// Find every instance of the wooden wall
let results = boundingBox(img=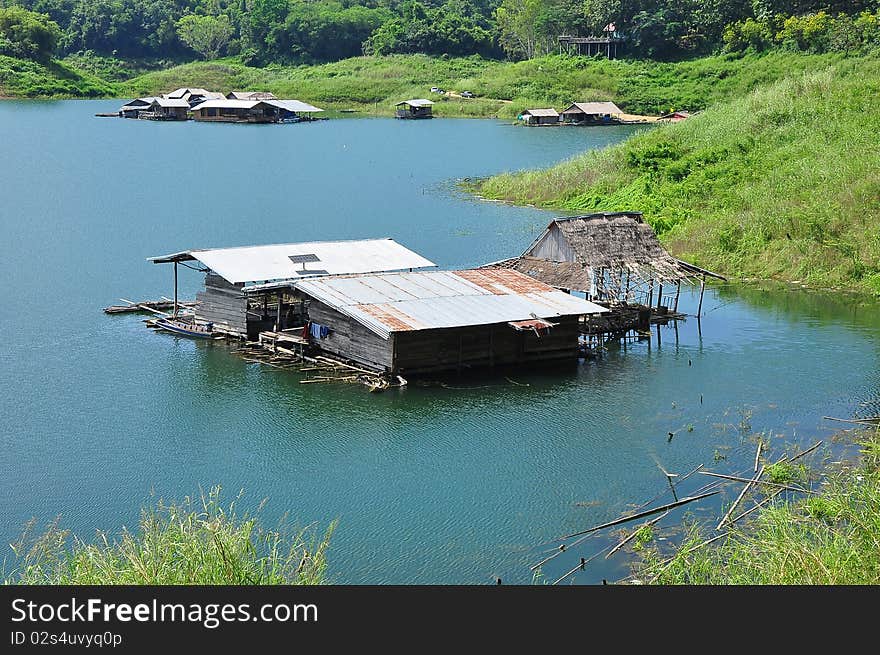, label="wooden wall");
[392,316,580,374]
[307,300,394,372]
[526,224,576,262]
[195,273,248,336]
